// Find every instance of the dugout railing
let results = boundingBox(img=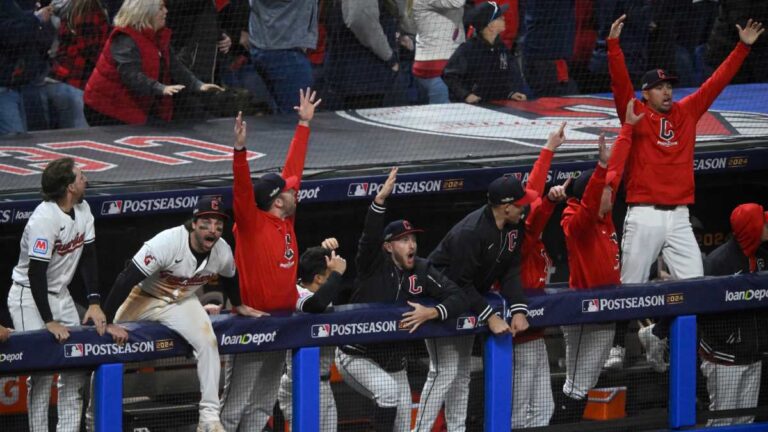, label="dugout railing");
[1,272,767,431]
